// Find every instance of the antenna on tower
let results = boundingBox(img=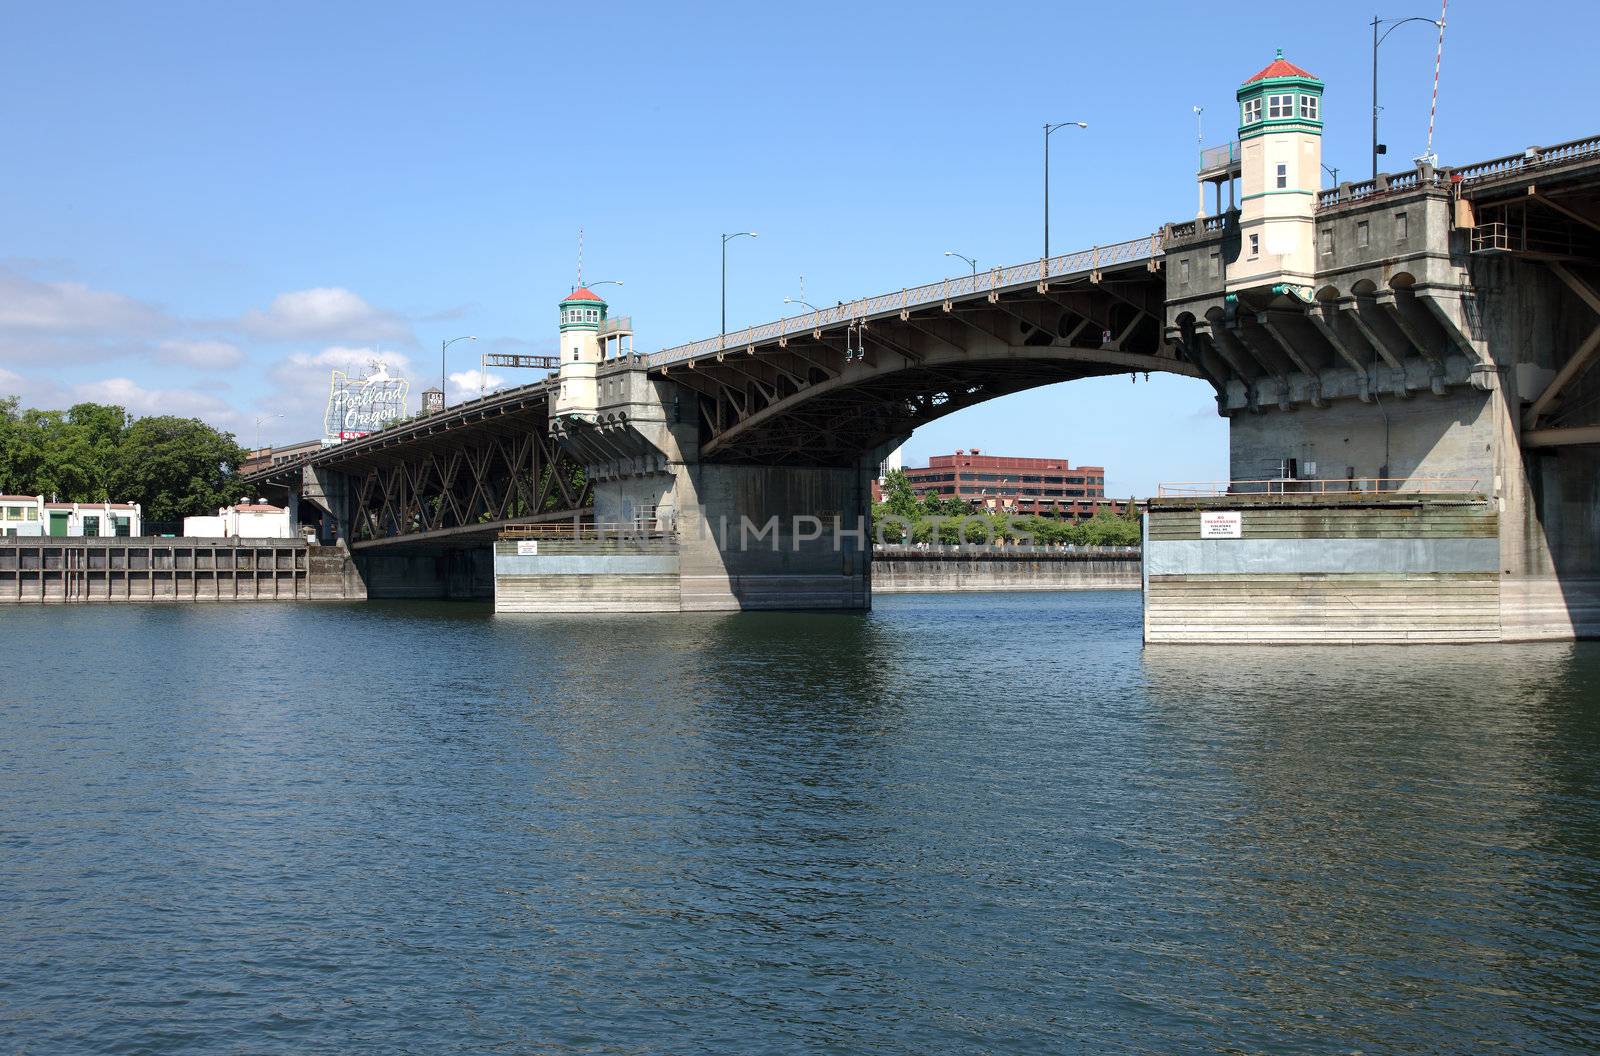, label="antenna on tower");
[576,227,584,289]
